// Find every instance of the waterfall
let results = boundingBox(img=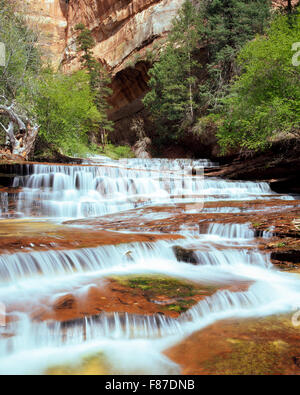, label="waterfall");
[1,159,290,219]
[0,237,273,290]
[0,157,298,375]
[0,192,8,217]
[0,241,175,285]
[203,223,255,239]
[1,277,299,375]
